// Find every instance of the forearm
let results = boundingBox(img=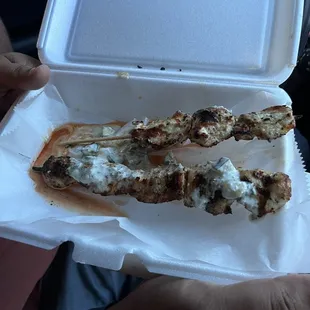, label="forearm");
[0,18,13,53]
[109,278,221,310]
